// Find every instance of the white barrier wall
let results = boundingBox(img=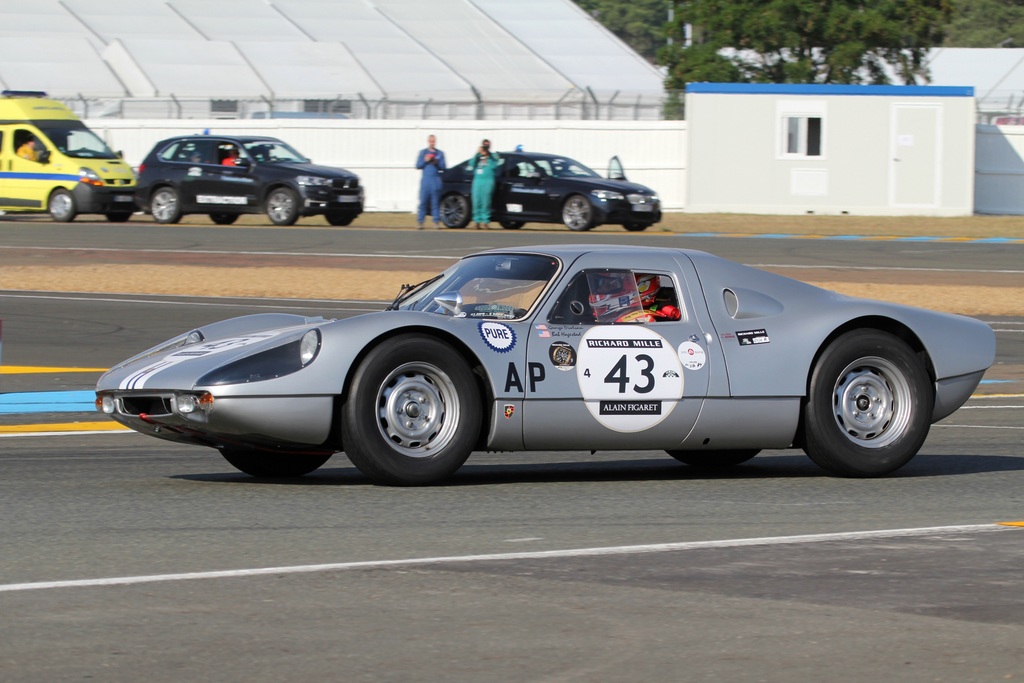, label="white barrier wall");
[85,117,1024,216]
[974,124,1024,214]
[85,119,688,213]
